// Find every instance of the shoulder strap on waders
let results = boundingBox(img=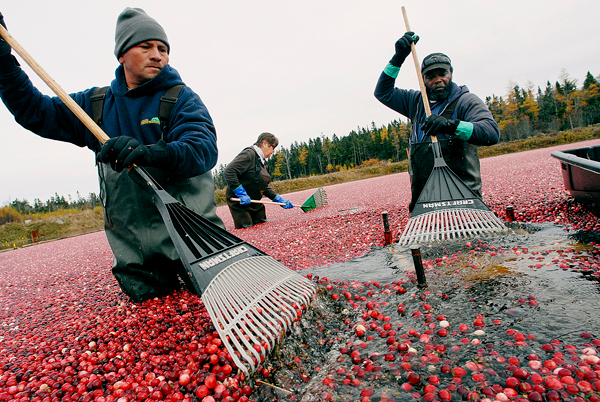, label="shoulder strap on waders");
[90,86,109,126]
[410,93,463,123]
[408,92,465,147]
[240,146,263,184]
[158,84,185,135]
[90,84,185,136]
[407,93,465,158]
[440,95,462,119]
